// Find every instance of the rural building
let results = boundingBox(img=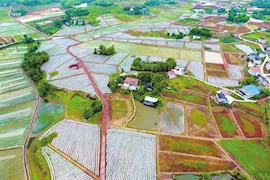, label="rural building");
[248,53,261,66]
[193,35,201,40]
[259,27,268,32]
[143,96,158,107]
[122,77,139,91]
[266,47,270,56]
[248,67,261,76]
[214,90,233,105]
[237,85,262,98]
[266,62,270,72]
[258,37,267,44]
[258,52,266,59]
[172,66,187,75]
[258,76,268,87]
[168,70,177,79]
